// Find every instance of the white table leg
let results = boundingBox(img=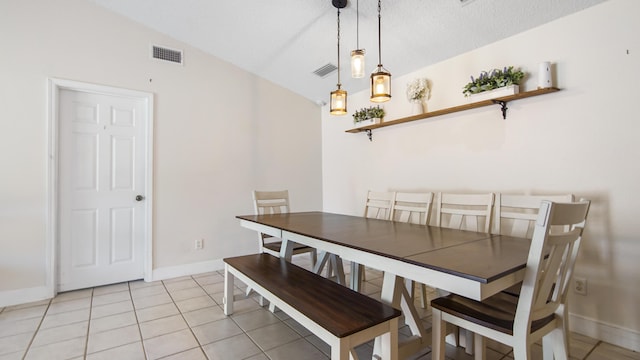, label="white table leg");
[373,272,428,359]
[223,264,234,315]
[313,251,331,275]
[279,237,294,260]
